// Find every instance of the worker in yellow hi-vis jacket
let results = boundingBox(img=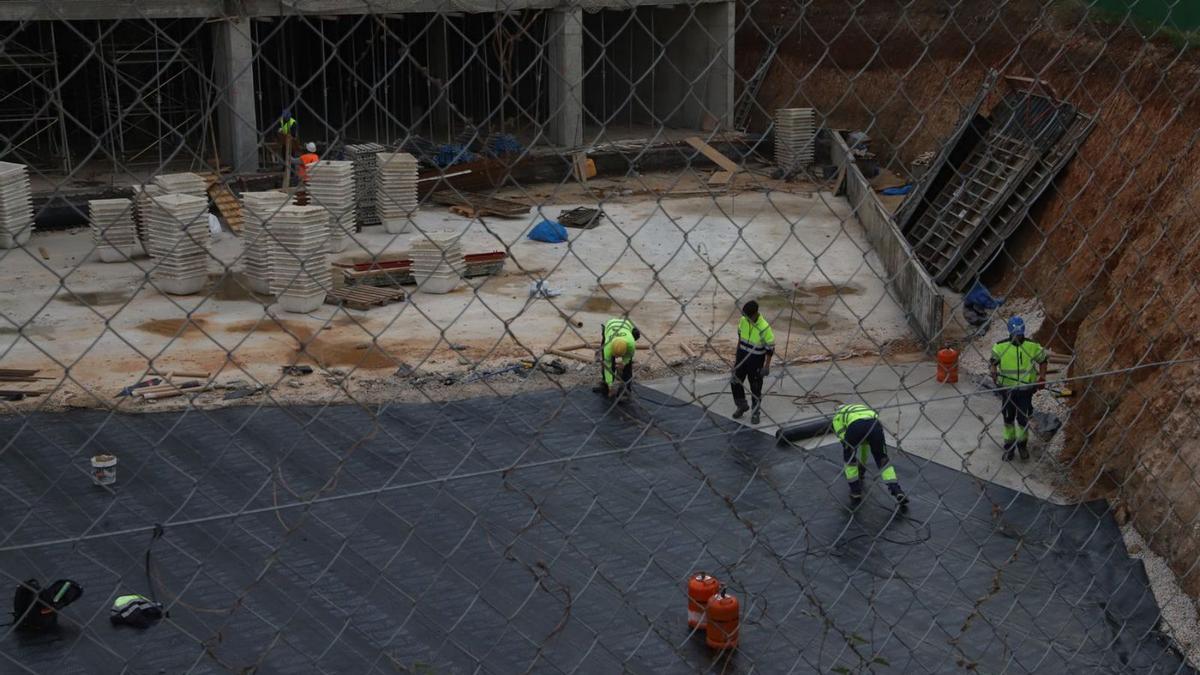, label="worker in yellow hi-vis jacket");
[595,317,639,398]
[833,403,908,507]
